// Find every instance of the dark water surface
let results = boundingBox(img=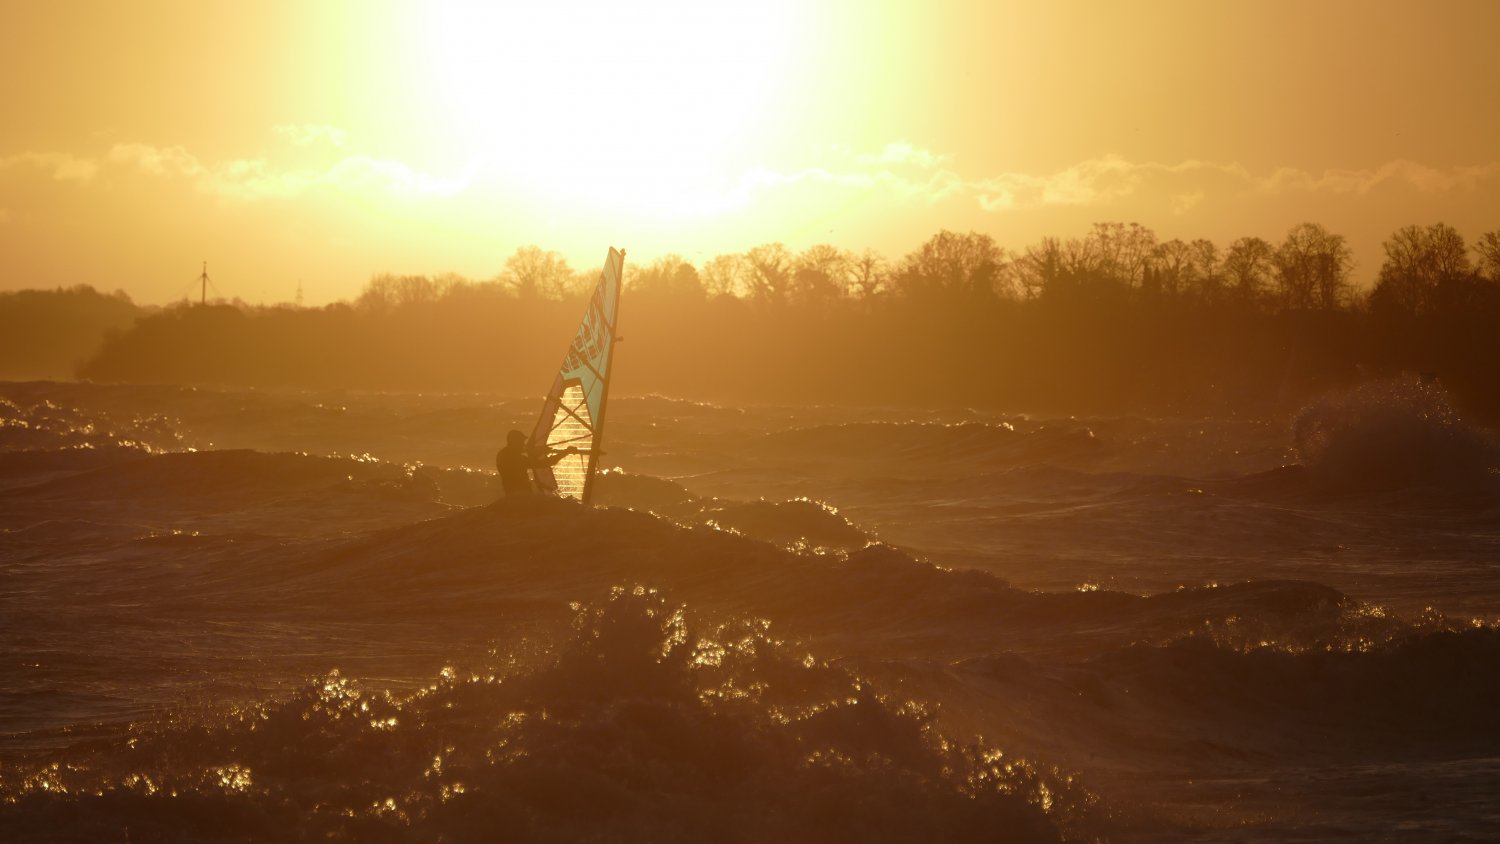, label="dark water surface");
[2,379,1498,841]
